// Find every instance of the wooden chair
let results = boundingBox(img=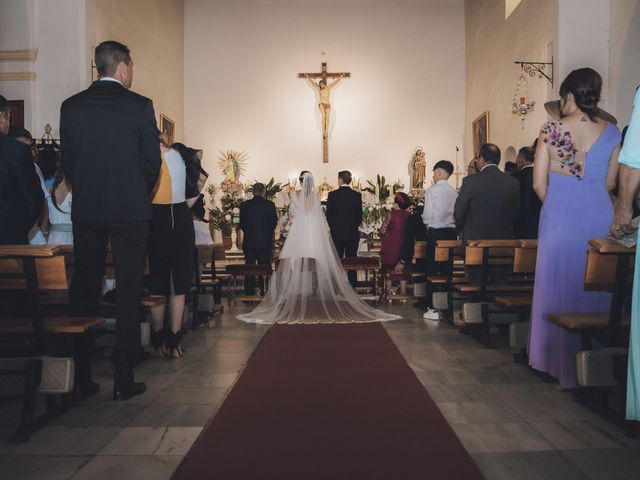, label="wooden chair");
[191,244,223,329]
[0,245,104,442]
[548,238,634,349]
